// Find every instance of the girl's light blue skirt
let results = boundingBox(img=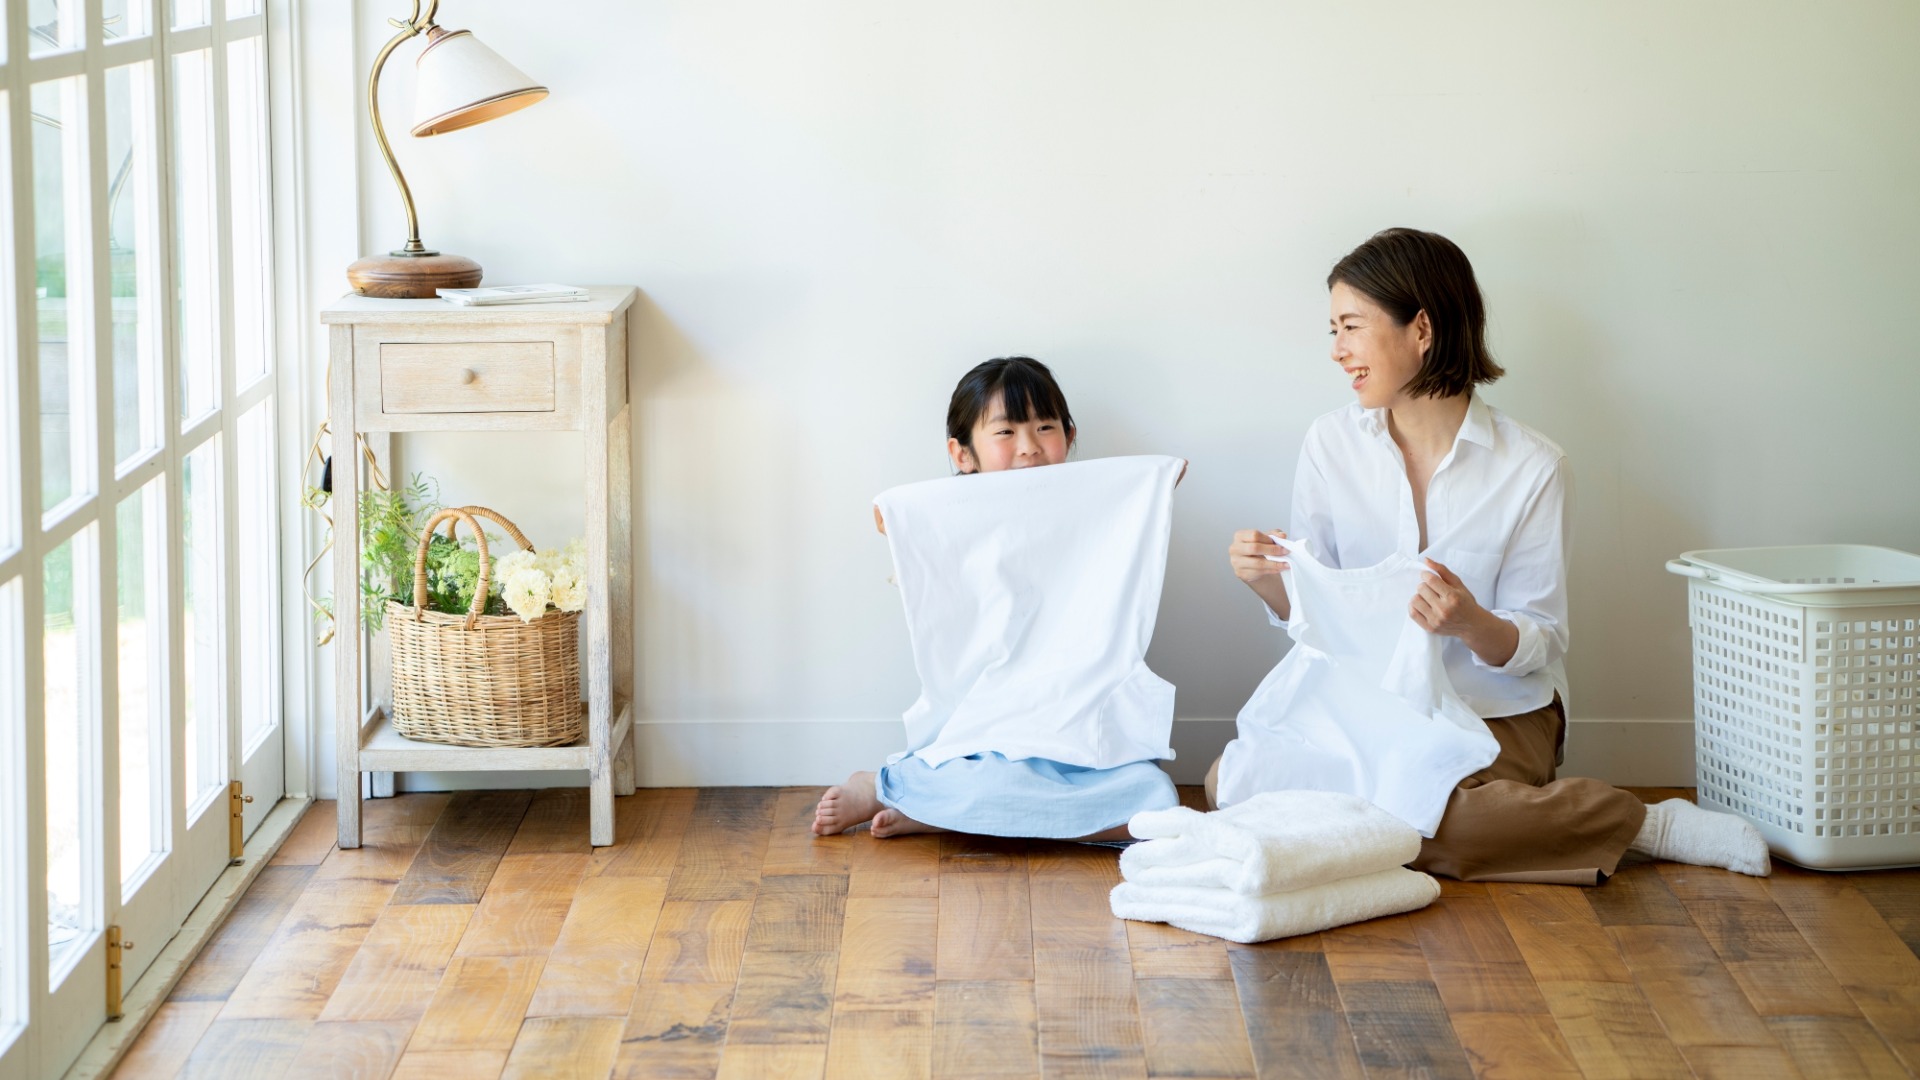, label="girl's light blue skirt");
[877,752,1178,839]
